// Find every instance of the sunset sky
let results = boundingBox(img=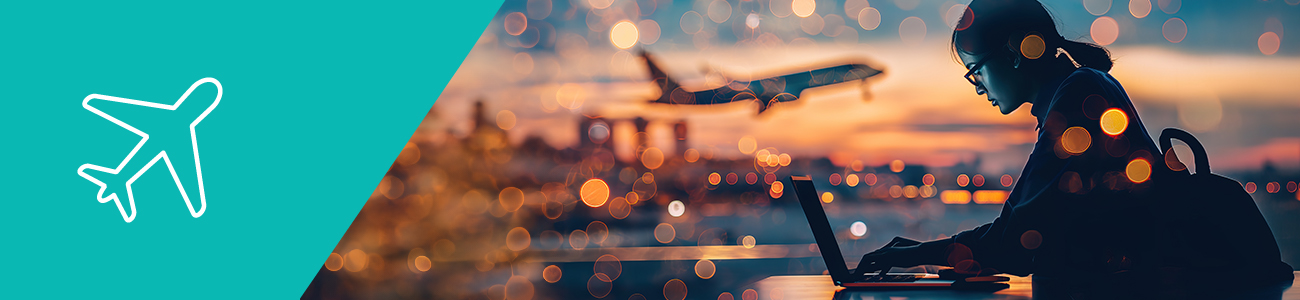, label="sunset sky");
[430,0,1299,174]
